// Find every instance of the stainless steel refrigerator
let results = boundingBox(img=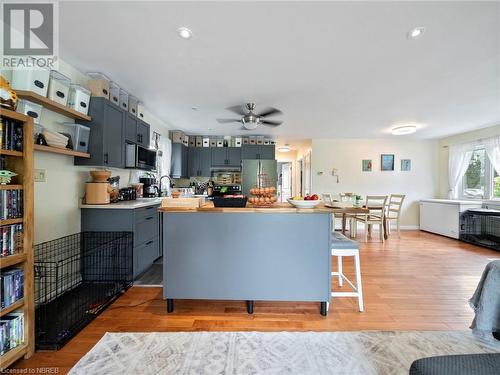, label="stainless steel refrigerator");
[241,159,278,196]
